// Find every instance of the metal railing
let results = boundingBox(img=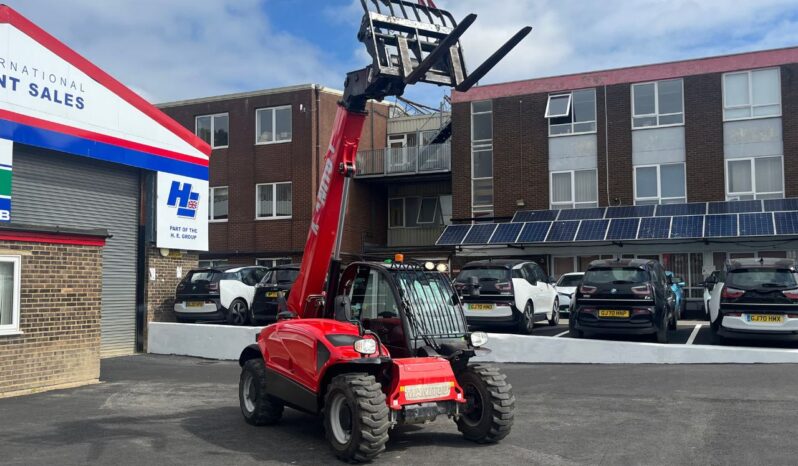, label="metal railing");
[356,142,451,176]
